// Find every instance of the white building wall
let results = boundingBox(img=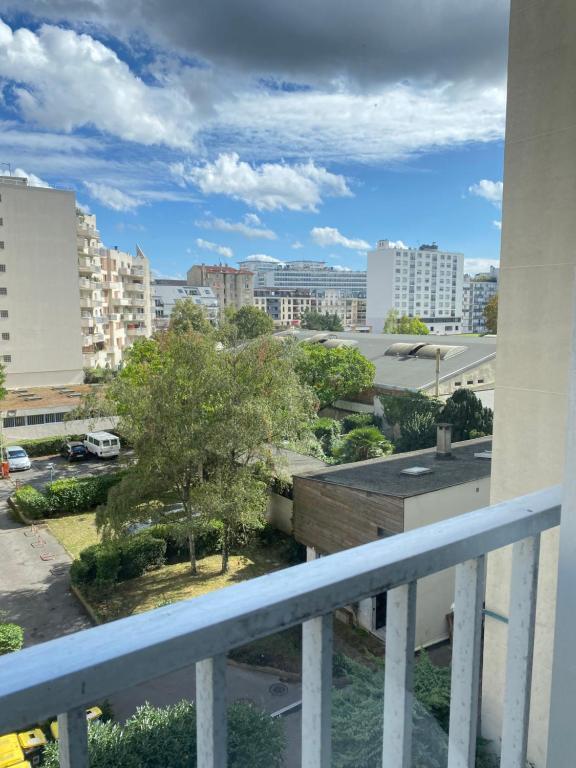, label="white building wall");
[0,178,83,387]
